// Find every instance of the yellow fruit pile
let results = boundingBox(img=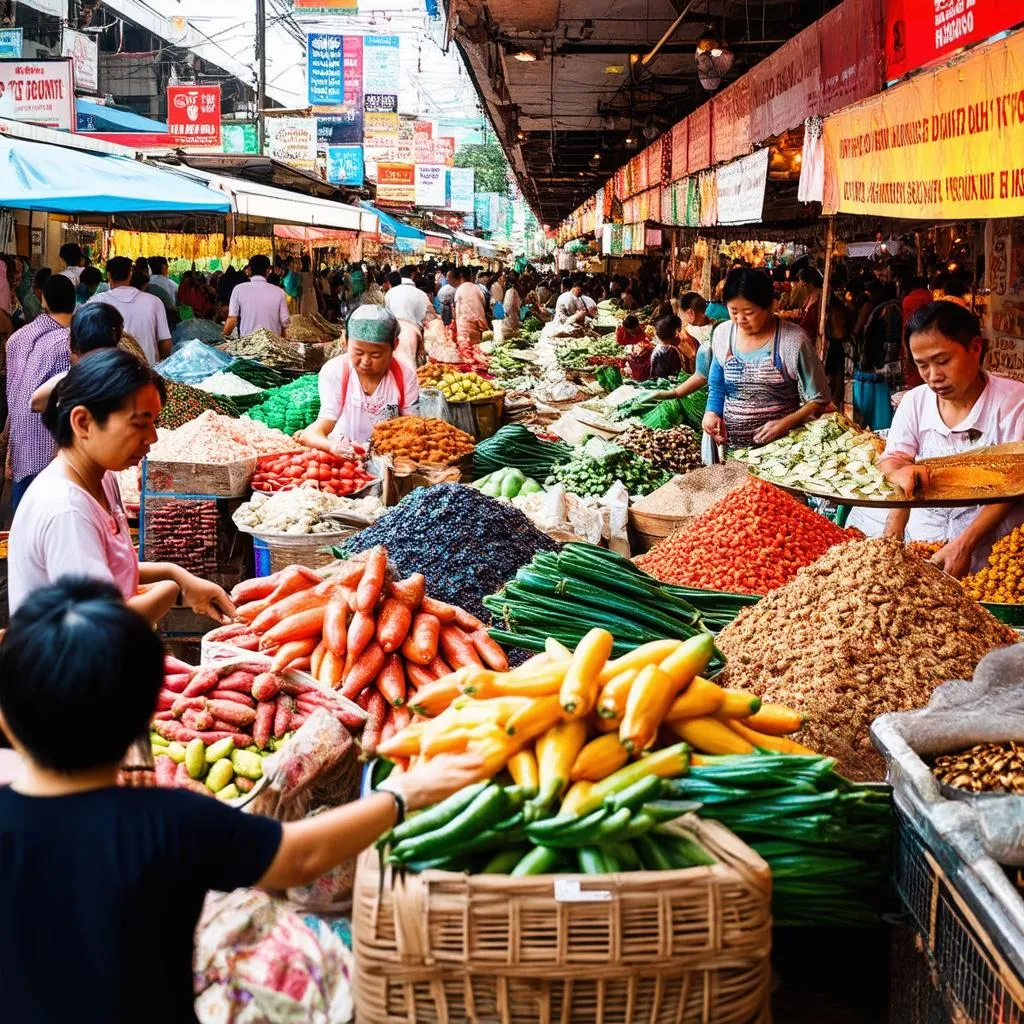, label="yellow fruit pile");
[437,371,501,403]
[963,525,1024,603]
